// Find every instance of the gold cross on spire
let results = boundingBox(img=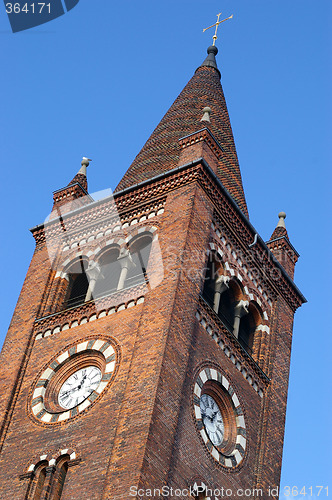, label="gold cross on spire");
[203,12,233,46]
